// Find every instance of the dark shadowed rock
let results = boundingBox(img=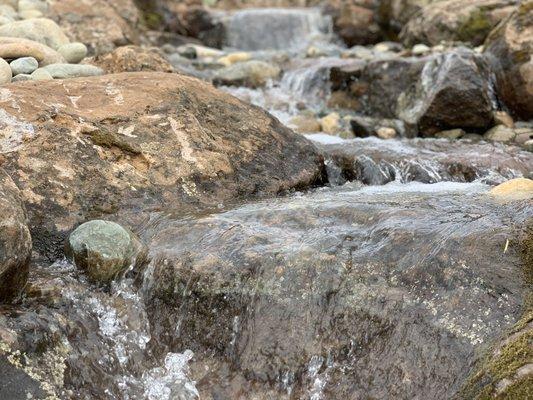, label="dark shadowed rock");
[142,182,531,399]
[483,0,533,120]
[396,49,495,135]
[0,72,324,262]
[0,355,47,399]
[0,169,31,303]
[400,0,518,46]
[329,49,496,135]
[315,137,533,186]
